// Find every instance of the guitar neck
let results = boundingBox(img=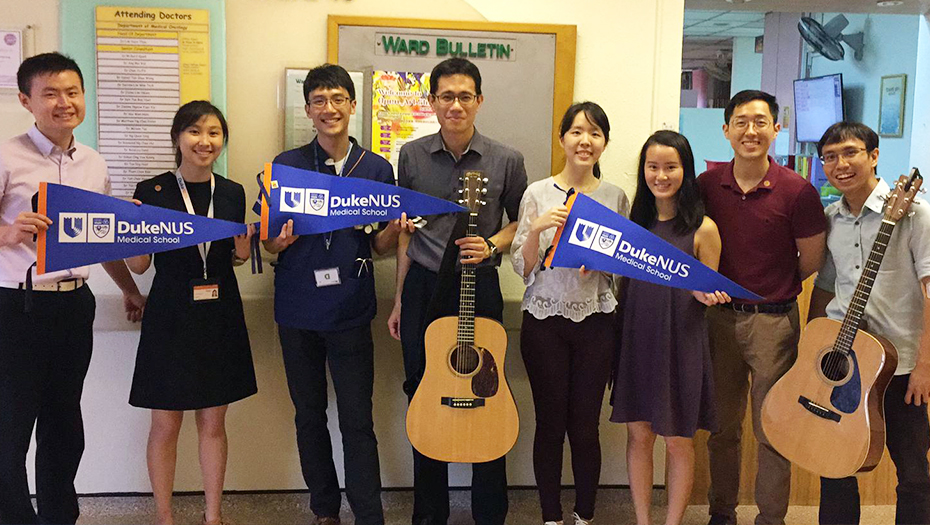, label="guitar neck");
[835,219,896,353]
[458,212,479,346]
